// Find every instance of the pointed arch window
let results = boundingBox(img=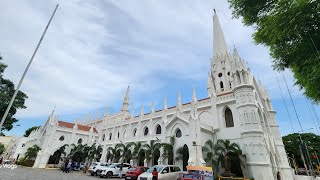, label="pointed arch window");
[176,129,182,138]
[59,136,64,141]
[133,128,137,137]
[102,134,105,141]
[78,138,83,144]
[144,127,149,136]
[156,125,161,135]
[109,133,112,140]
[118,132,120,139]
[225,108,234,127]
[220,81,224,90]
